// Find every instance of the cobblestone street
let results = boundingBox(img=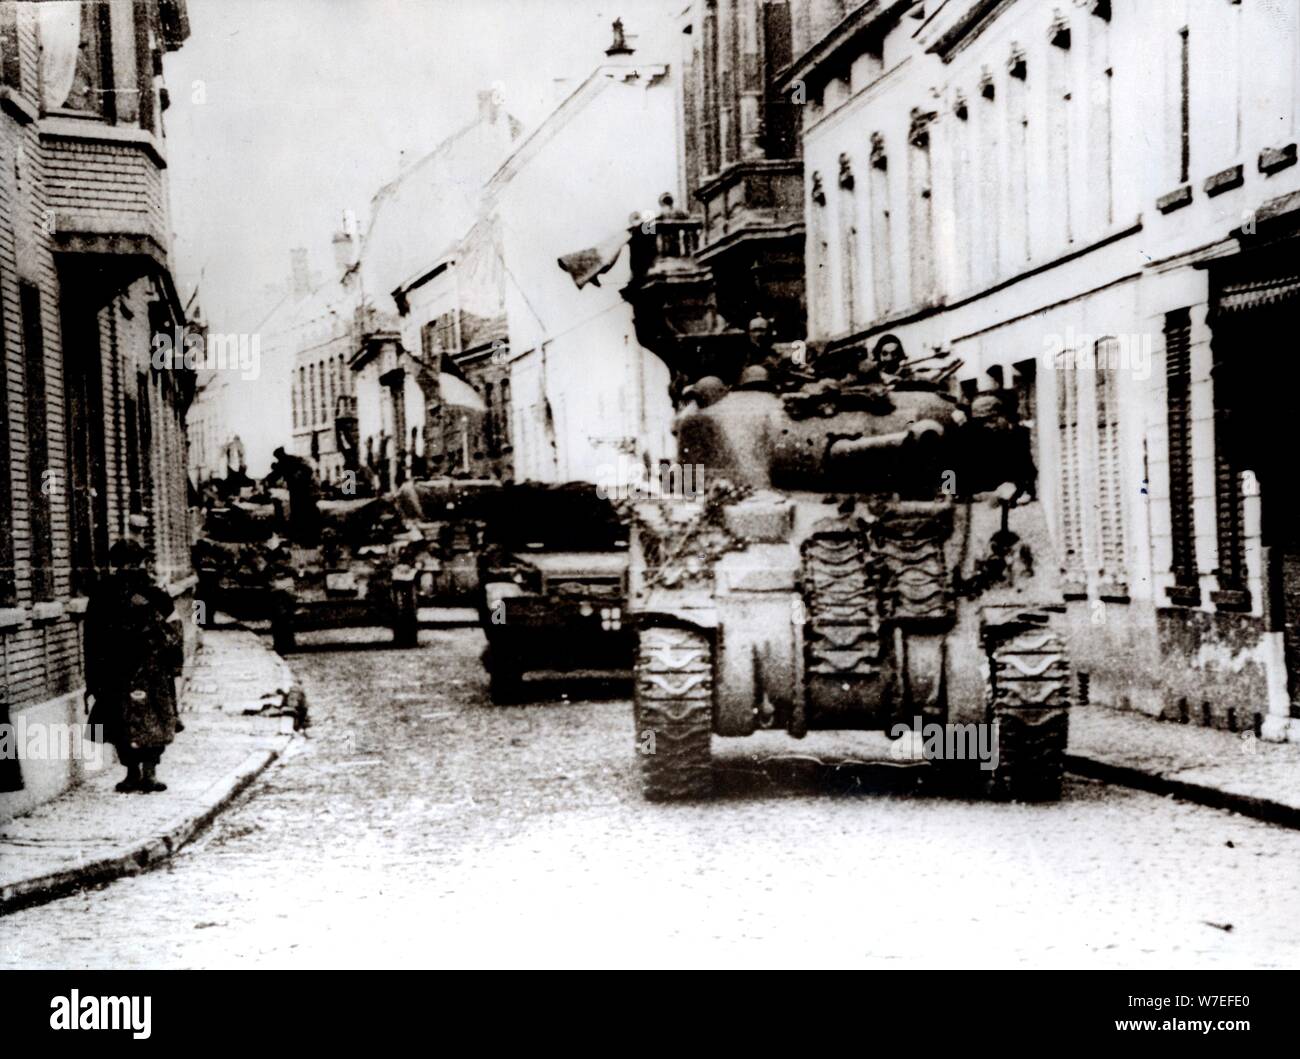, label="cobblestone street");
[1,629,1298,969]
